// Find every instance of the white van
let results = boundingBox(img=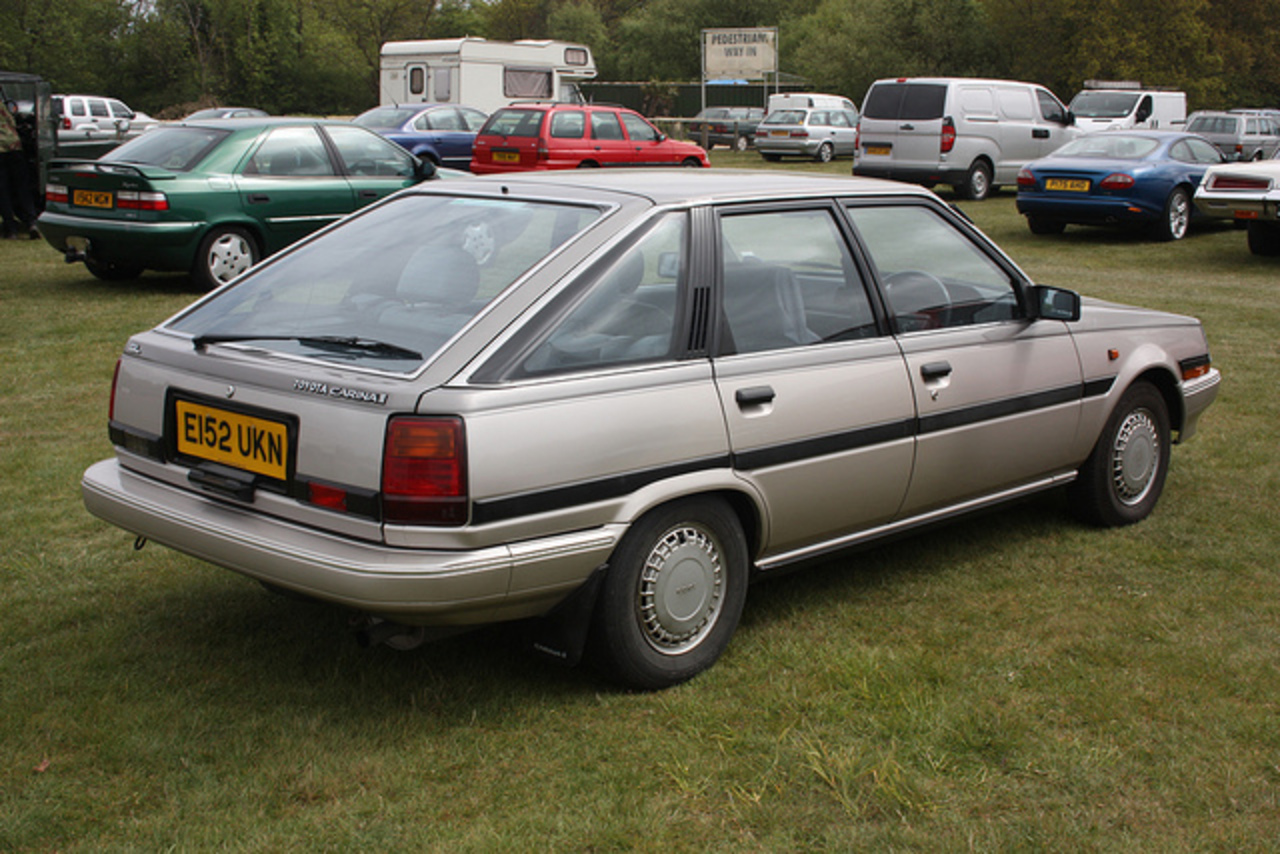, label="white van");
[766,92,858,115]
[853,77,1077,200]
[379,38,596,115]
[1068,82,1187,131]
